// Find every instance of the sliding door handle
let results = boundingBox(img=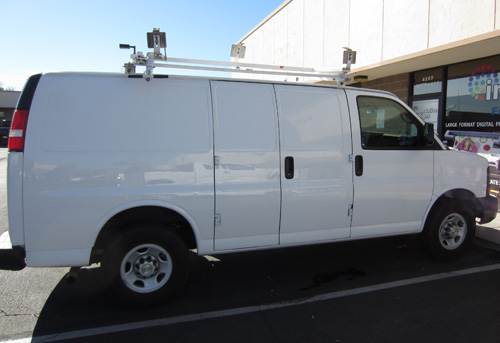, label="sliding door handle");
[285,156,294,179]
